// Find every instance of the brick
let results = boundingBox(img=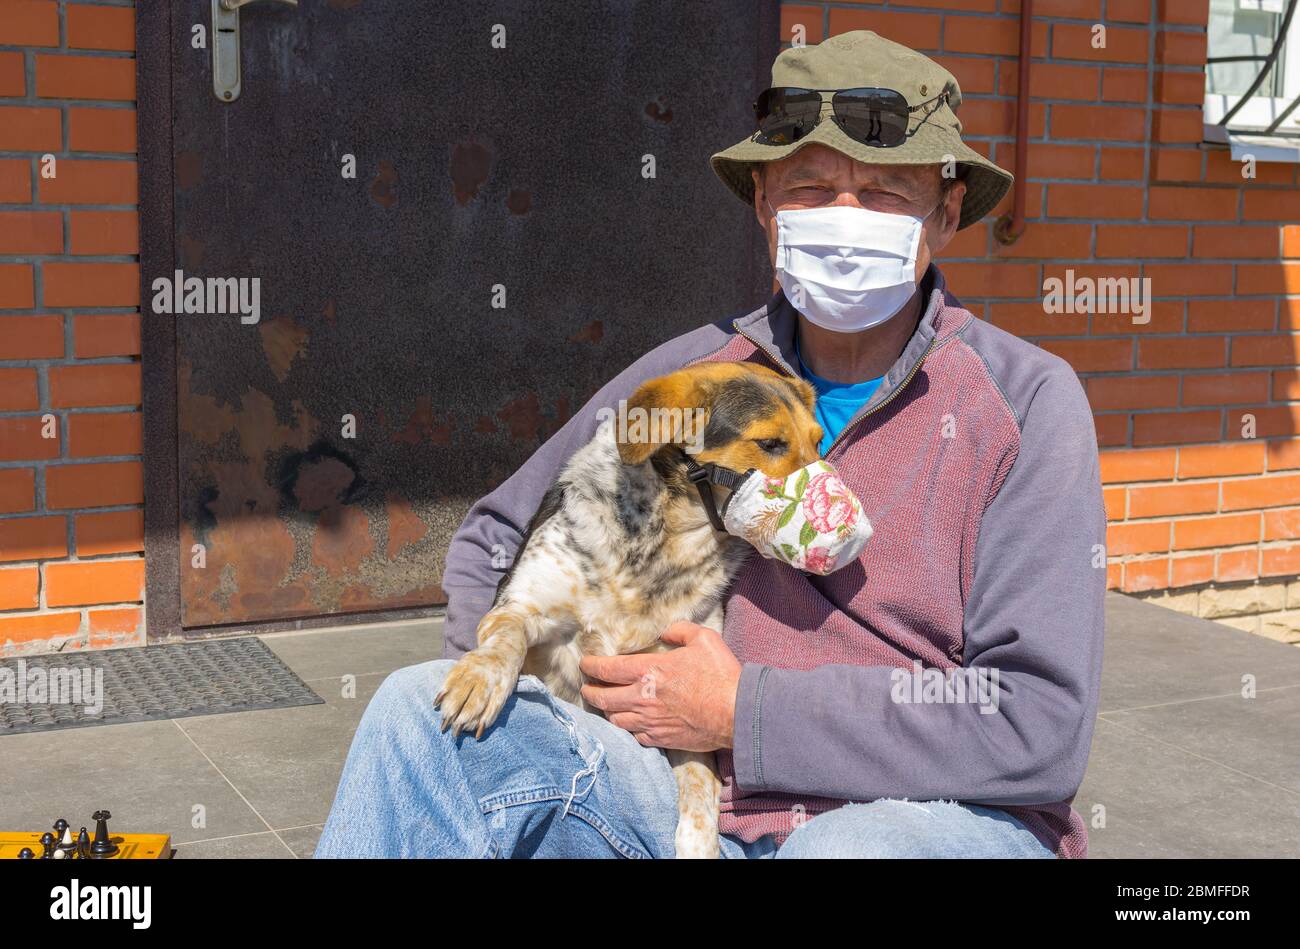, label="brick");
[1096,224,1187,258]
[941,56,998,95]
[1156,70,1206,105]
[1154,108,1206,144]
[75,509,143,556]
[66,4,136,52]
[45,559,144,607]
[1128,482,1219,518]
[1122,558,1170,593]
[69,211,138,255]
[0,159,32,203]
[1182,371,1270,407]
[68,410,142,457]
[1236,405,1300,439]
[0,211,61,254]
[1243,190,1300,221]
[42,263,140,308]
[1109,0,1152,23]
[1264,507,1300,542]
[1269,439,1300,472]
[1137,338,1226,370]
[999,62,1099,99]
[1086,375,1179,411]
[1016,0,1102,15]
[1051,104,1146,141]
[88,607,142,638]
[1231,335,1300,368]
[1262,544,1300,577]
[0,106,61,151]
[1178,442,1266,479]
[1158,0,1209,26]
[0,314,62,359]
[1094,413,1129,447]
[1040,339,1132,373]
[1187,298,1274,333]
[781,6,824,45]
[1191,226,1279,259]
[38,159,137,205]
[73,313,141,358]
[45,461,143,510]
[1101,68,1147,103]
[956,98,1046,138]
[0,516,67,562]
[1108,521,1171,555]
[0,51,24,96]
[0,368,38,410]
[0,2,59,46]
[1144,262,1234,296]
[991,222,1092,259]
[1221,474,1300,512]
[827,10,942,50]
[1133,410,1222,446]
[890,0,997,9]
[1047,183,1143,219]
[1107,562,1122,589]
[0,416,60,462]
[1237,263,1300,296]
[1053,23,1149,63]
[1205,150,1295,186]
[0,566,39,611]
[1006,142,1096,180]
[1216,549,1259,583]
[1099,147,1145,180]
[36,54,136,101]
[1170,553,1214,587]
[1153,147,1202,182]
[1173,513,1260,550]
[0,469,36,514]
[1275,370,1300,401]
[68,107,137,153]
[1148,186,1238,221]
[1156,31,1207,67]
[49,363,141,409]
[1100,448,1176,483]
[1103,486,1125,519]
[933,262,1041,298]
[0,612,80,643]
[988,301,1088,337]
